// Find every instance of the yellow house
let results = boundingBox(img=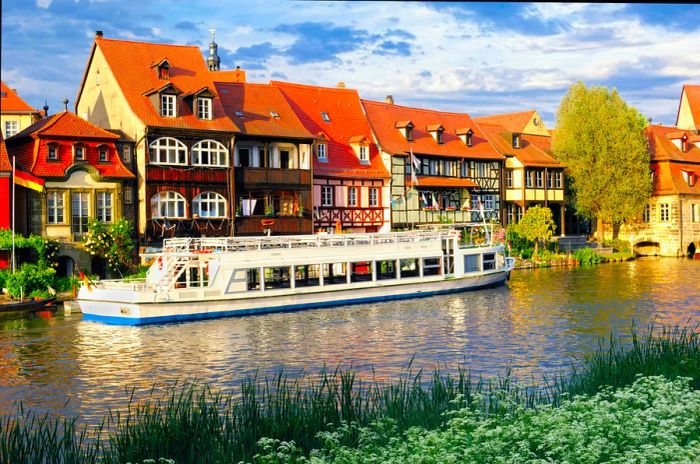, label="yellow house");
[1,81,41,139]
[676,85,700,133]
